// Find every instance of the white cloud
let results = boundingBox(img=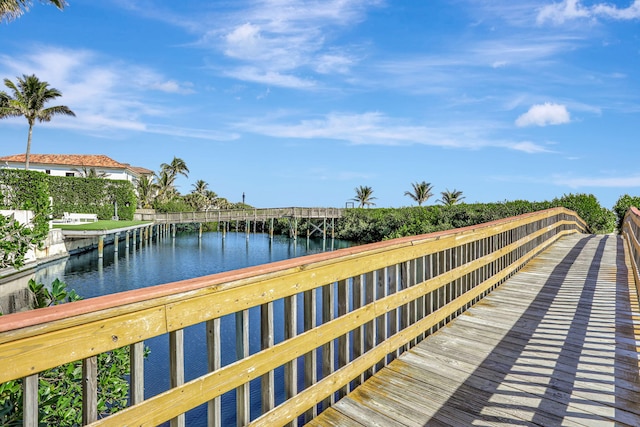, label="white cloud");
[235,111,555,154]
[537,0,640,24]
[510,141,553,153]
[0,46,234,140]
[192,0,383,87]
[515,103,571,127]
